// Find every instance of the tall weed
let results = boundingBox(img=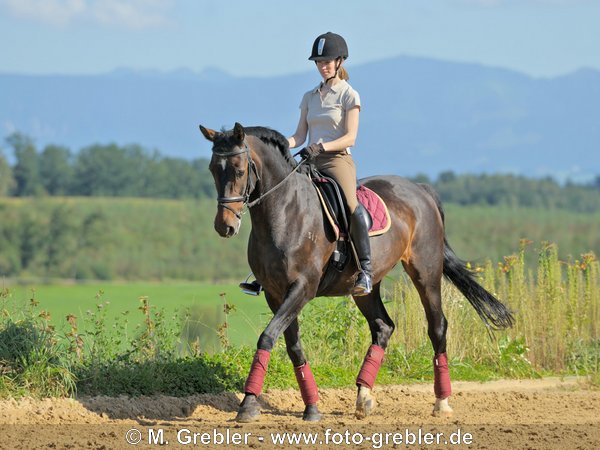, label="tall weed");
[0,288,76,397]
[0,241,598,397]
[297,242,598,380]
